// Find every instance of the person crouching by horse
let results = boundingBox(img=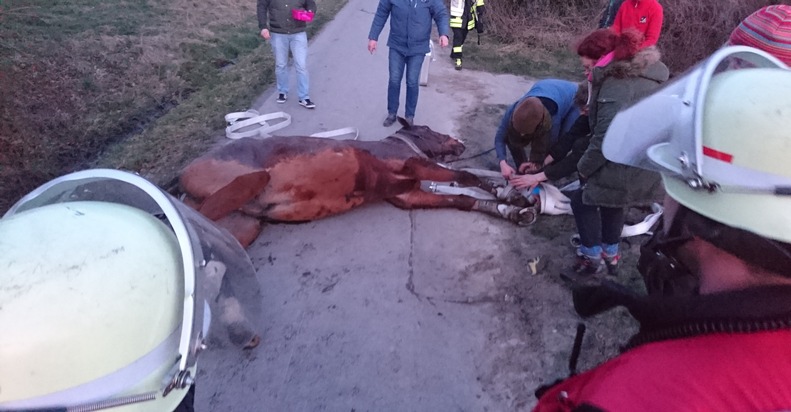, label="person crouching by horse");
[509,82,589,193]
[570,29,668,276]
[494,79,581,182]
